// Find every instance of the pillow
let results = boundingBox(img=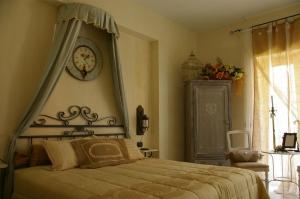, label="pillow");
[14,152,30,169]
[43,140,78,170]
[227,150,260,163]
[30,144,51,166]
[90,137,144,160]
[123,139,144,160]
[71,138,134,169]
